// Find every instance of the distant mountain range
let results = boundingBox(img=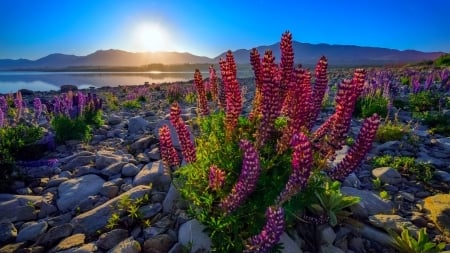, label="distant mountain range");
[0,41,445,70]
